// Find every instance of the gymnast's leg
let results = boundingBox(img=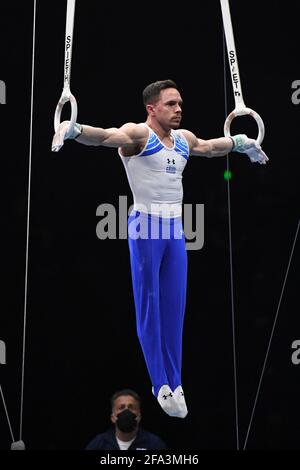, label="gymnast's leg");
[127,212,179,416]
[159,217,188,417]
